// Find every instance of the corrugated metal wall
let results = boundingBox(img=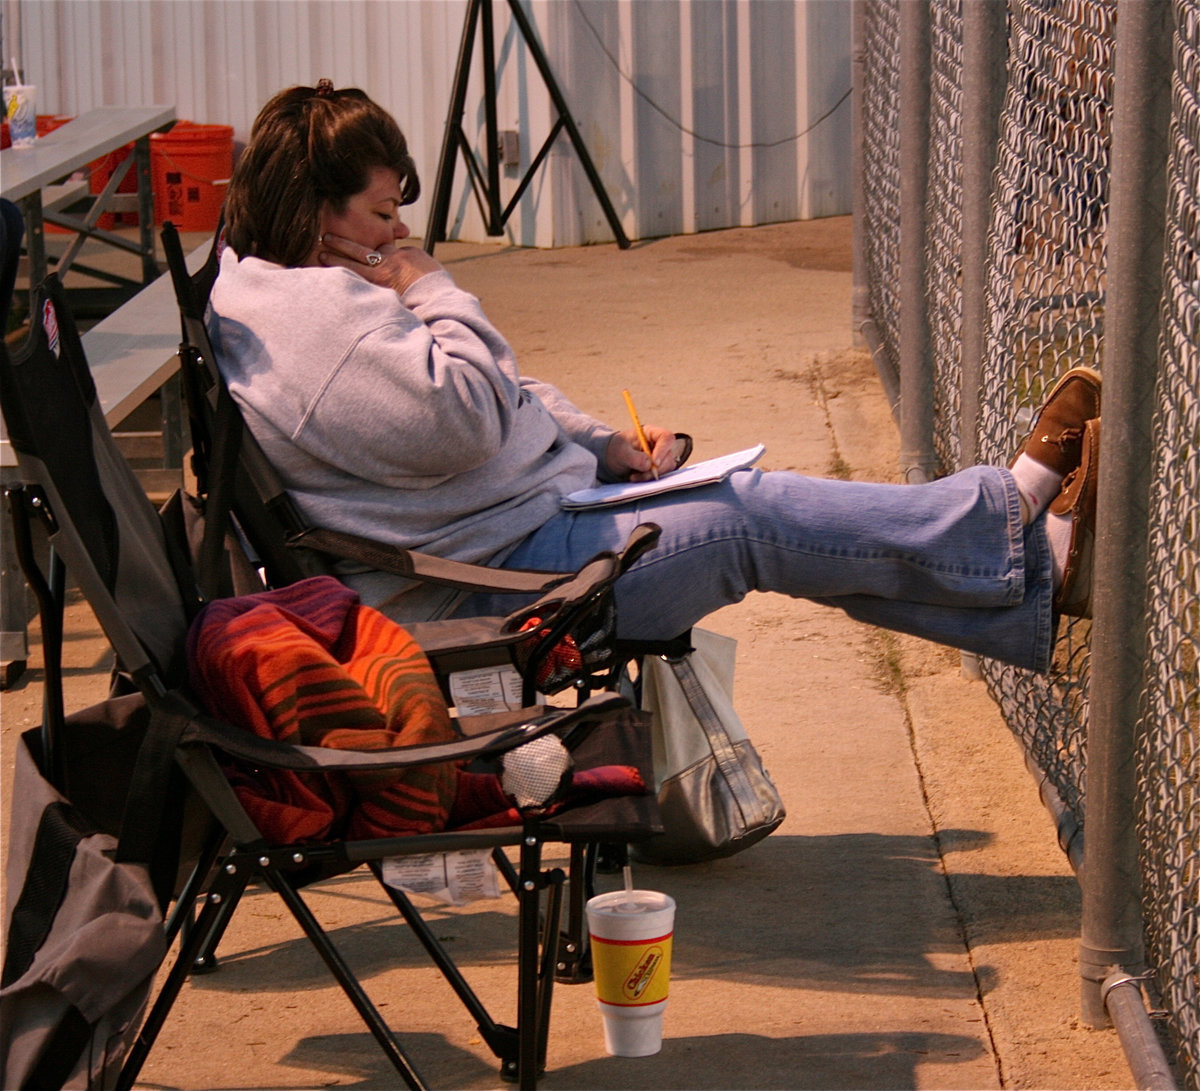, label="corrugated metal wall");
[5,0,852,247]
